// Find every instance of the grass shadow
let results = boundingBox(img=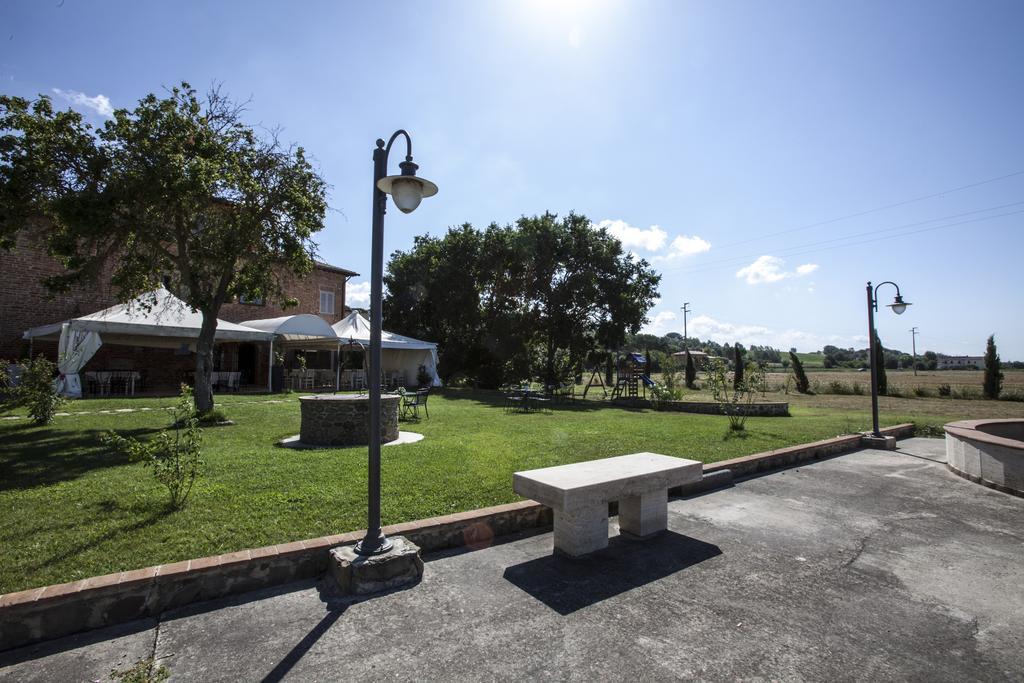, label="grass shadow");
[0,426,163,492]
